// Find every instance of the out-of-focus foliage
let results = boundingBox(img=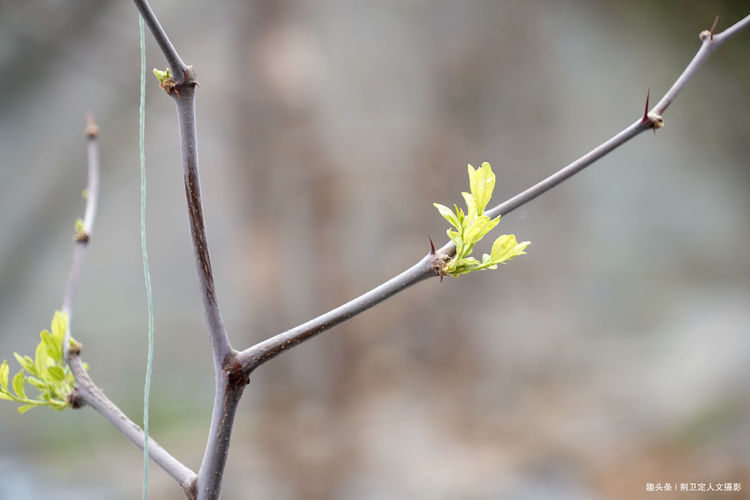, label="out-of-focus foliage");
[0,311,84,414]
